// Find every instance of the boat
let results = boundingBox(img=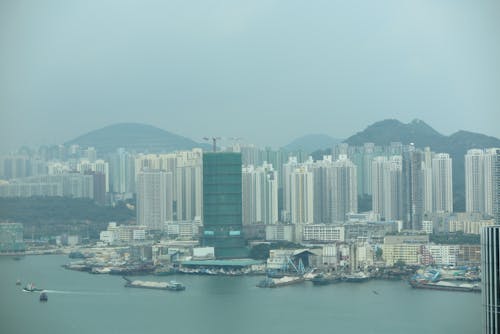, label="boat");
[257,276,304,288]
[16,279,21,286]
[409,278,480,293]
[166,281,186,291]
[342,272,371,283]
[22,283,44,292]
[39,292,48,302]
[311,274,341,286]
[123,277,185,291]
